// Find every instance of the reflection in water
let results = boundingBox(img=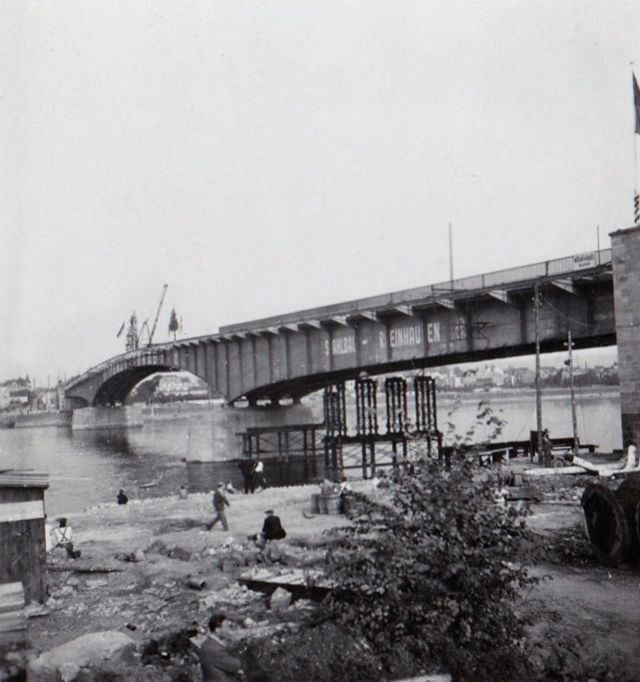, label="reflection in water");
[0,388,622,517]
